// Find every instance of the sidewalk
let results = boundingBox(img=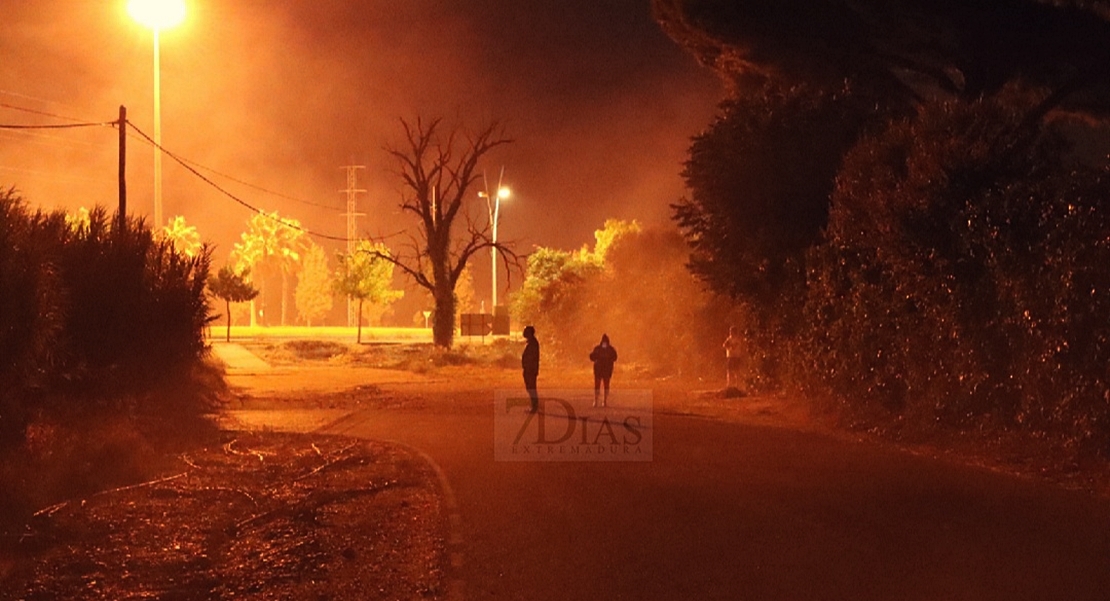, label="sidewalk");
[209,342,271,373]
